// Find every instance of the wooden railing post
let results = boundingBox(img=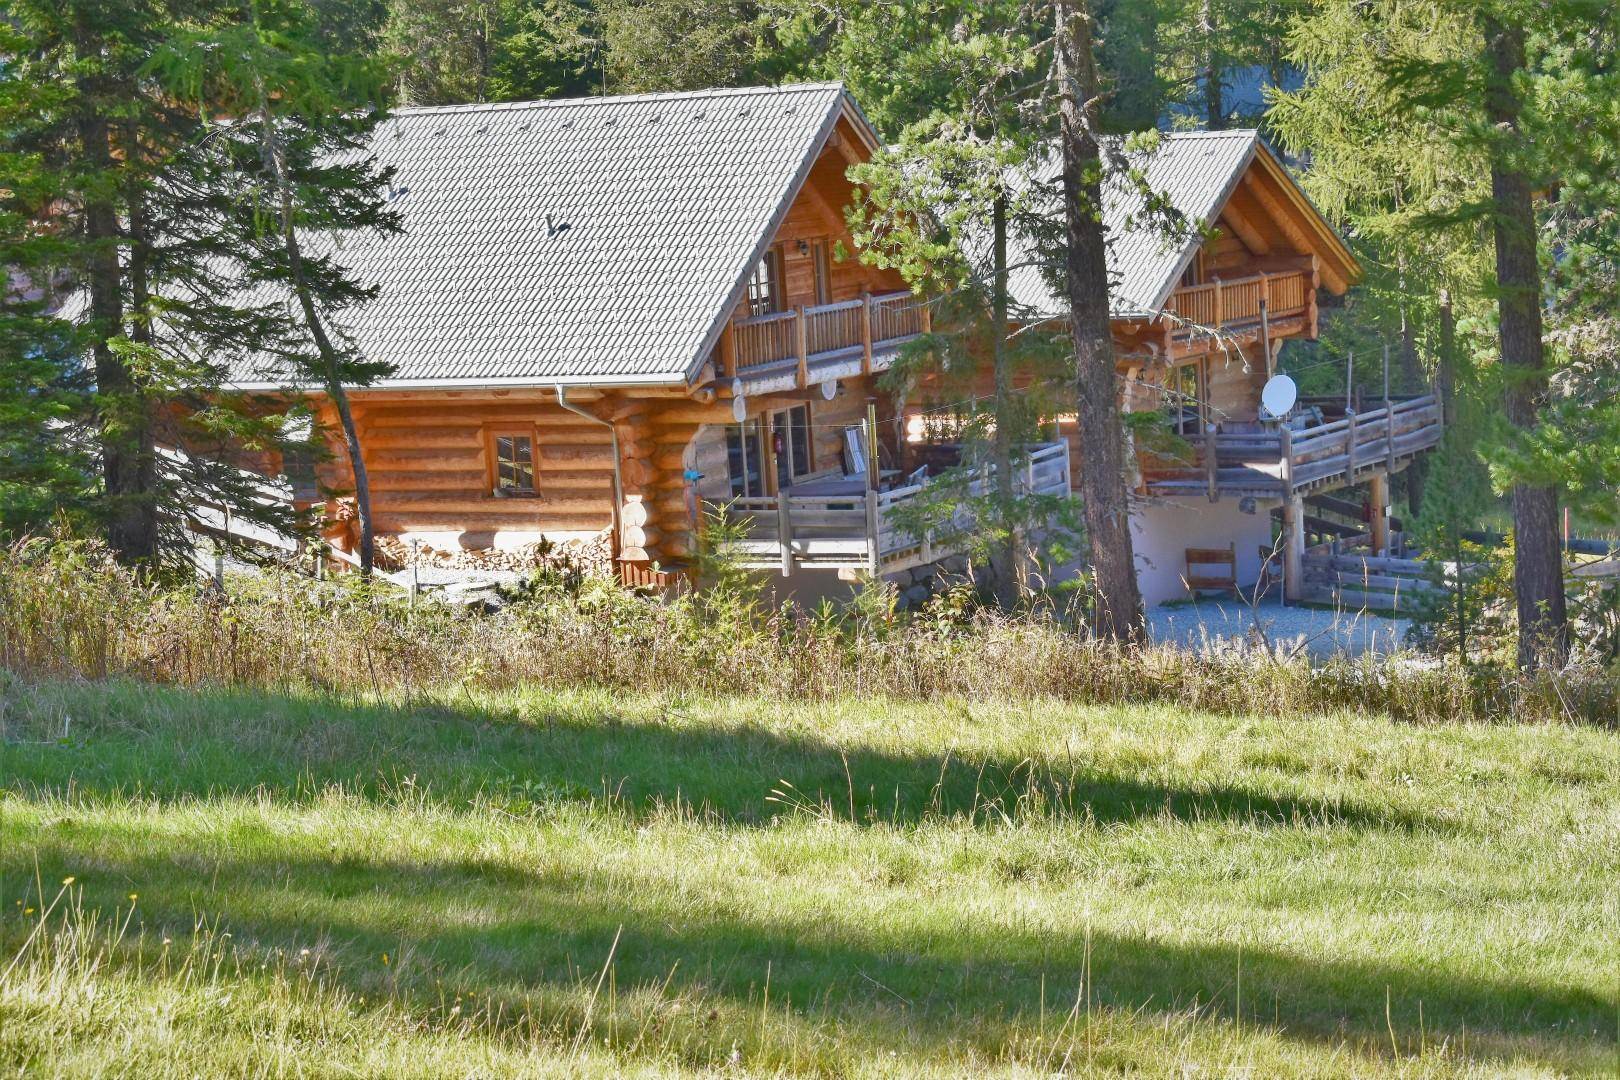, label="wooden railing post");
[1279,425,1294,494]
[1345,409,1357,480]
[795,305,808,388]
[1212,278,1224,327]
[865,488,881,576]
[920,297,932,336]
[861,291,874,375]
[777,495,794,577]
[719,320,736,378]
[1204,423,1218,502]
